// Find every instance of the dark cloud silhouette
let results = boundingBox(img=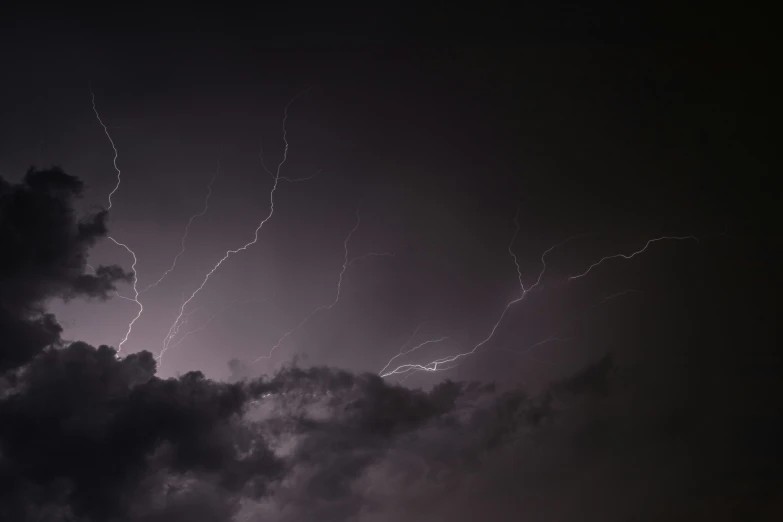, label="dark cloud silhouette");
[0,167,132,371]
